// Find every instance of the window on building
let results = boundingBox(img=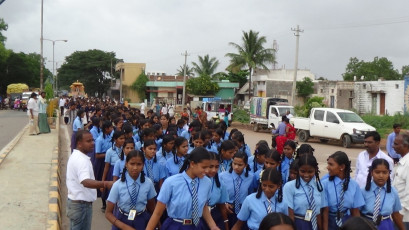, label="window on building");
[339,90,342,96]
[350,91,353,97]
[331,89,334,93]
[320,88,323,93]
[363,84,366,89]
[396,84,399,89]
[349,98,353,109]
